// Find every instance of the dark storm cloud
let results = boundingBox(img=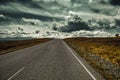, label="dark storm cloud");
[59,22,91,32]
[110,0,120,5]
[0,0,64,23]
[0,0,30,3]
[71,0,81,3]
[0,0,44,9]
[52,16,119,33]
[0,10,63,23]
